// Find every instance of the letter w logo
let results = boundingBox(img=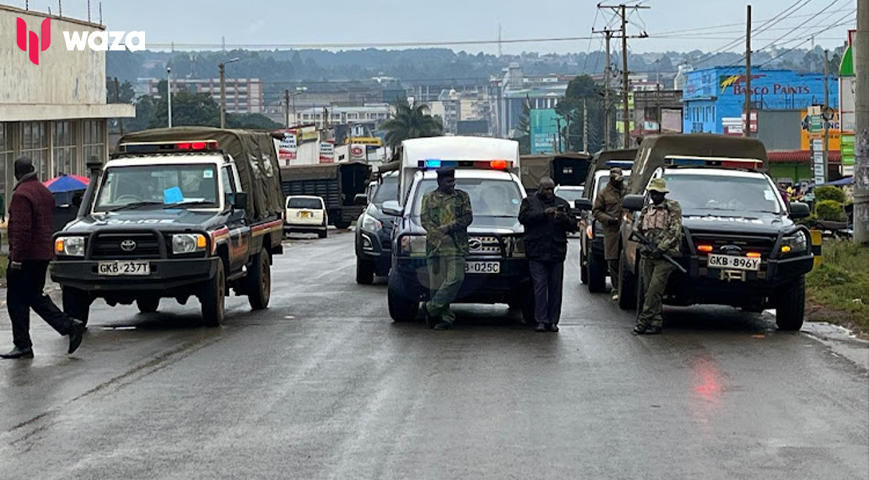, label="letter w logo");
[16,17,51,65]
